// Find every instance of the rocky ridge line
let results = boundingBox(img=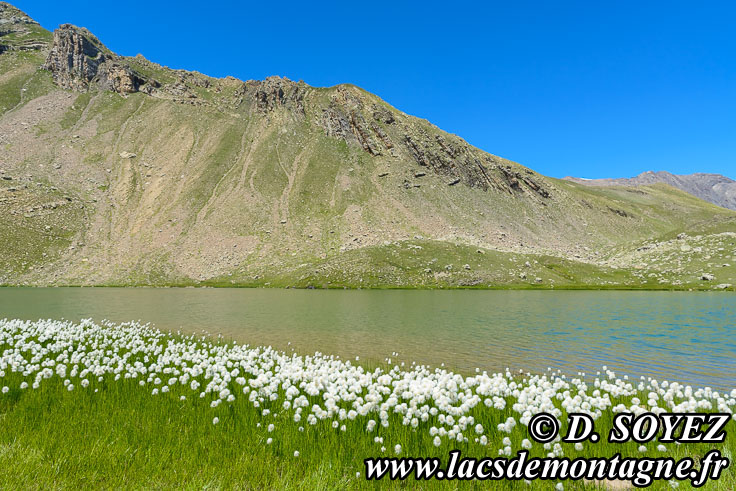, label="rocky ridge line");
[38,22,552,198]
[42,25,156,94]
[0,2,47,52]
